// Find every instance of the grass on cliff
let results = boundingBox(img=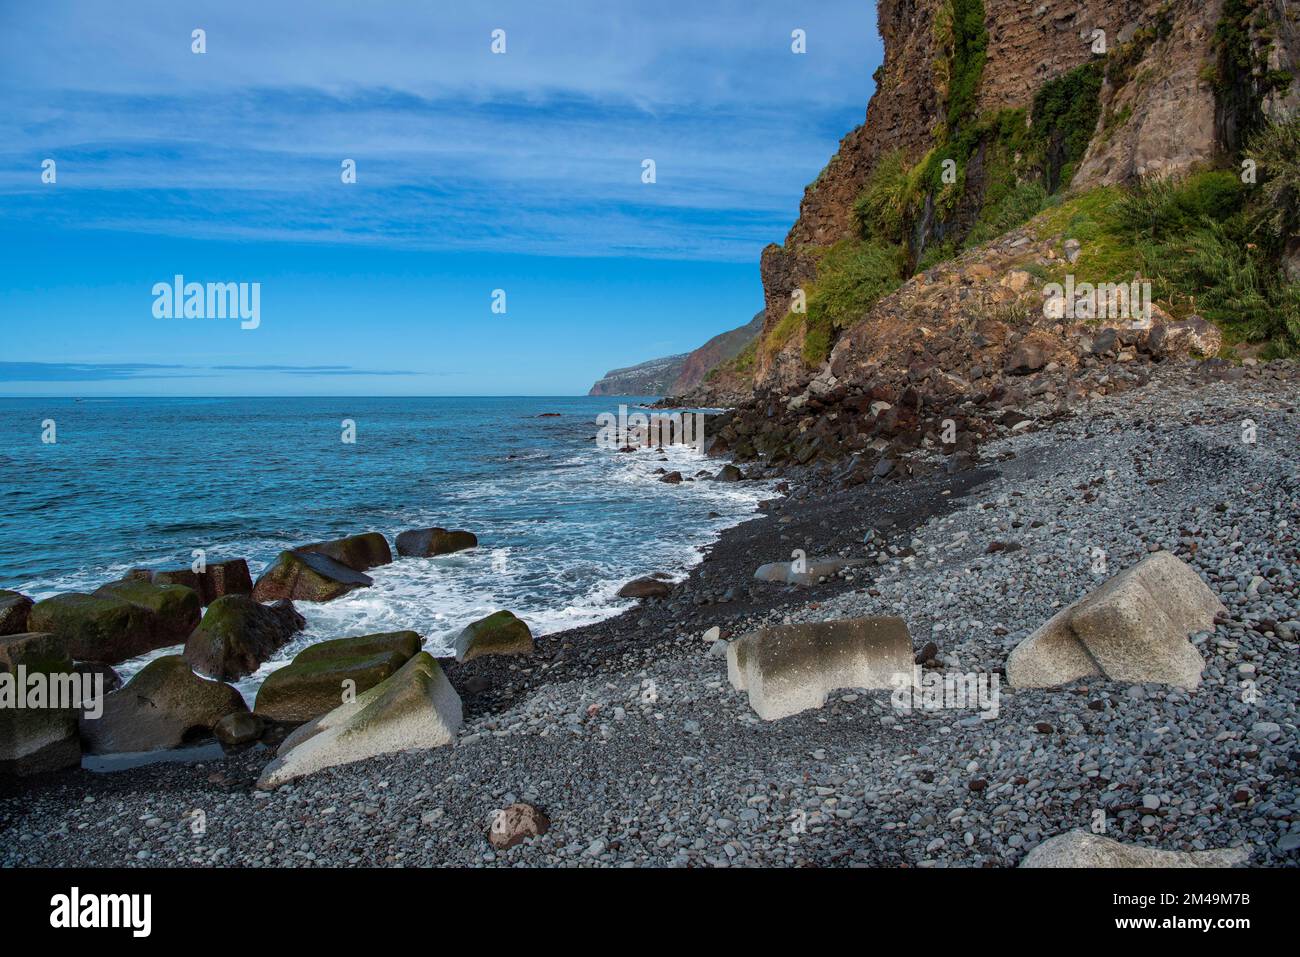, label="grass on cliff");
[761,239,905,368]
[1034,156,1300,356]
